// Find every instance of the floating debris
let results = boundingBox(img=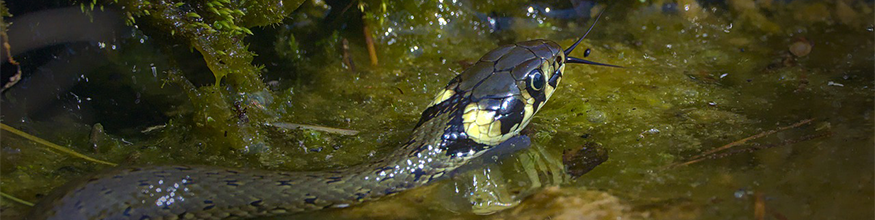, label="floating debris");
[562,142,608,178]
[141,124,167,133]
[789,37,813,57]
